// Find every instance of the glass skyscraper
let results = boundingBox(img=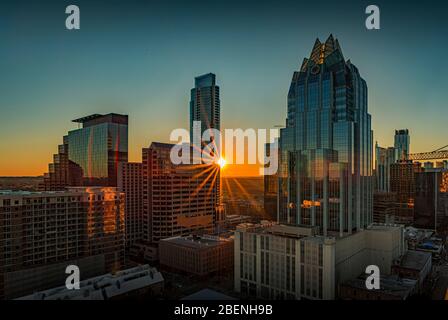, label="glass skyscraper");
[43,113,128,189]
[394,129,410,161]
[190,73,220,144]
[278,35,373,236]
